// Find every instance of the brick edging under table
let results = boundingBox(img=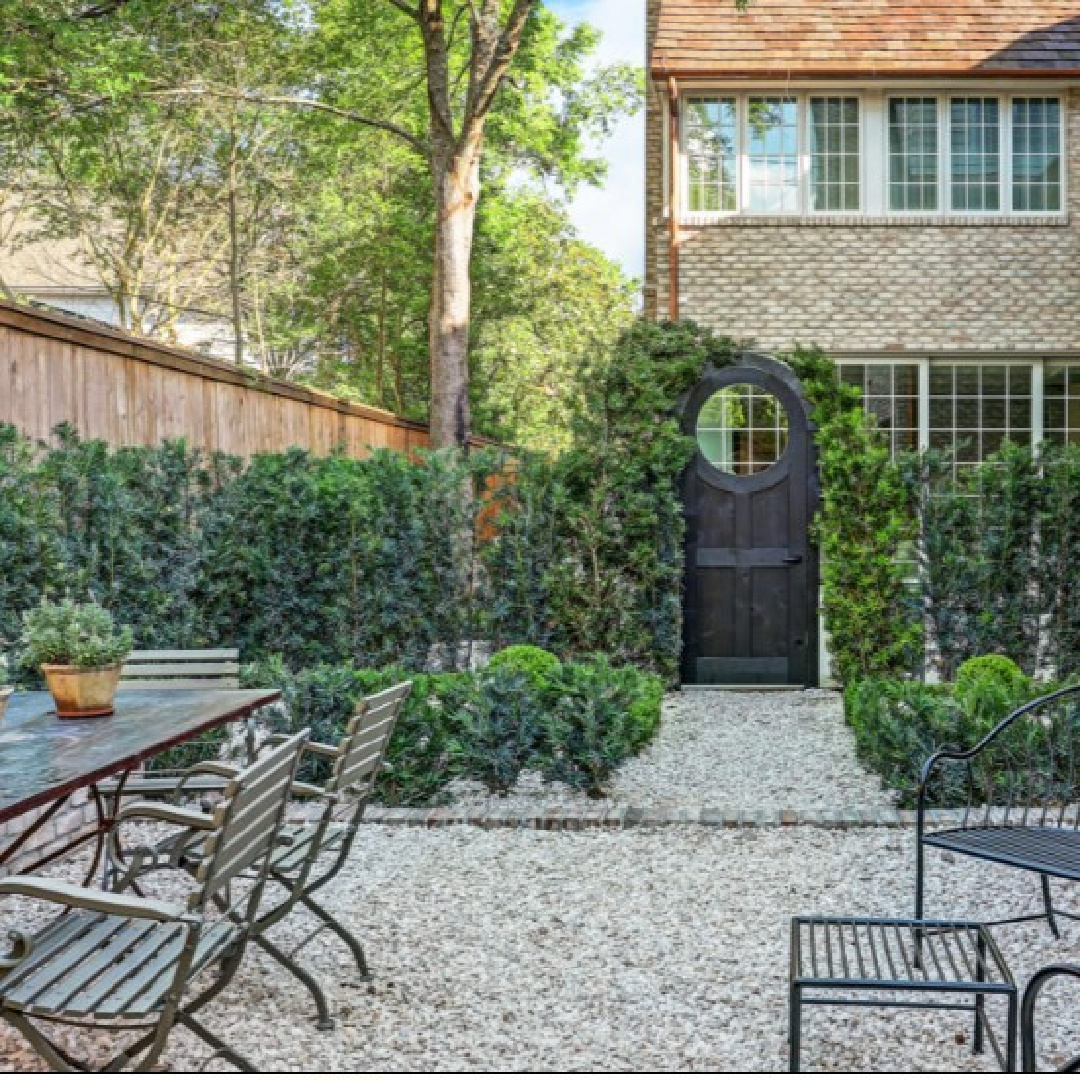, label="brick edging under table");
[361,806,963,831]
